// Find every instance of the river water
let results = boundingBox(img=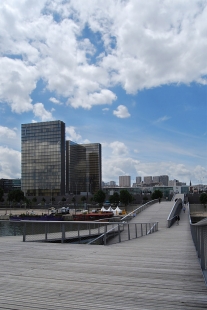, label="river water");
[0,221,24,237]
